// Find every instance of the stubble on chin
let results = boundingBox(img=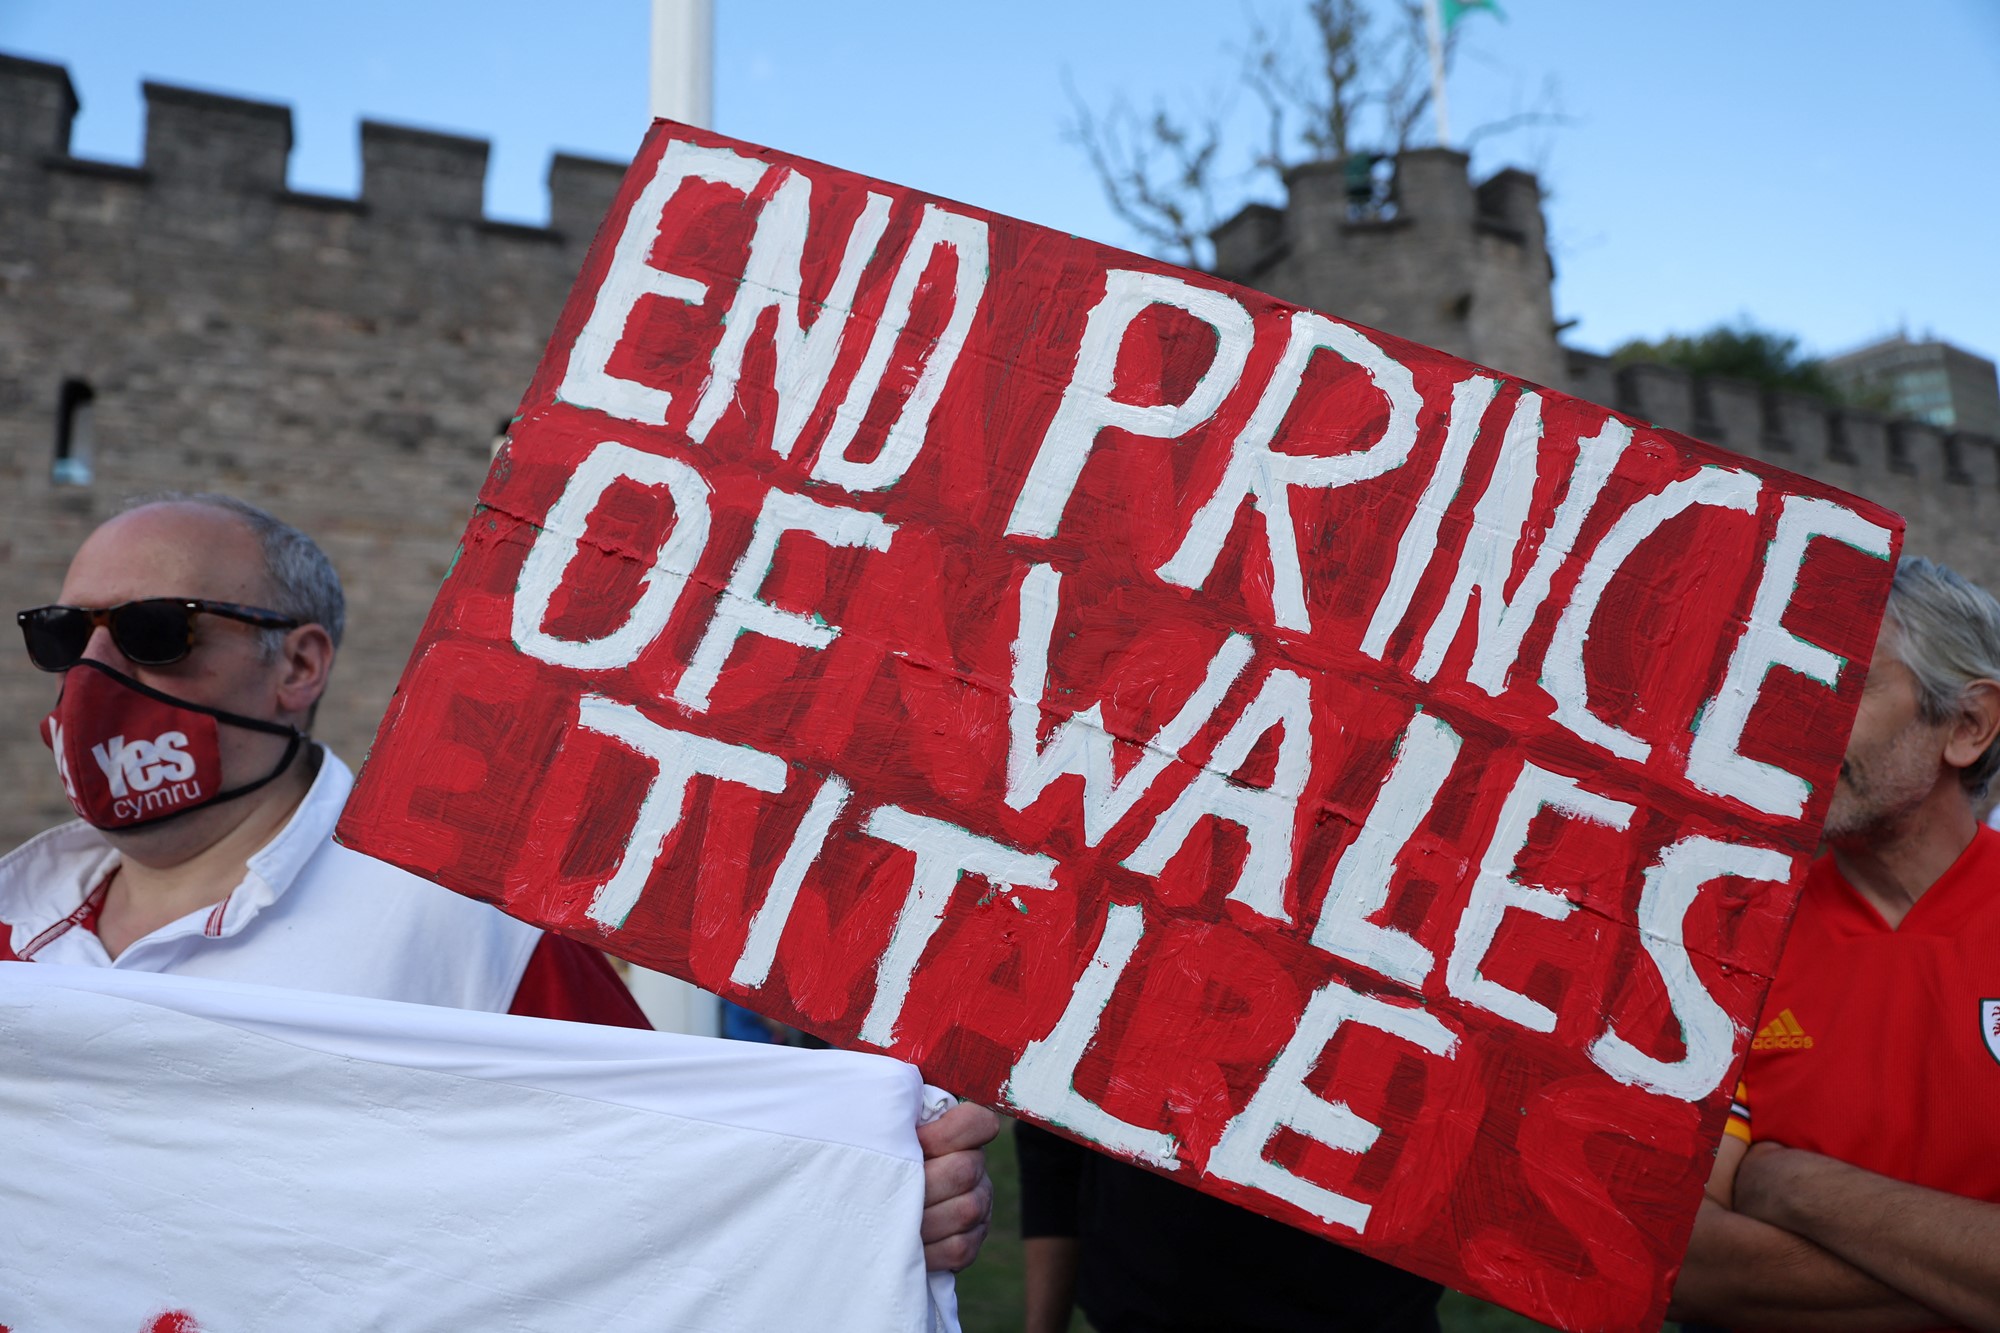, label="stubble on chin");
[1821,735,1946,847]
[1820,766,1870,845]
